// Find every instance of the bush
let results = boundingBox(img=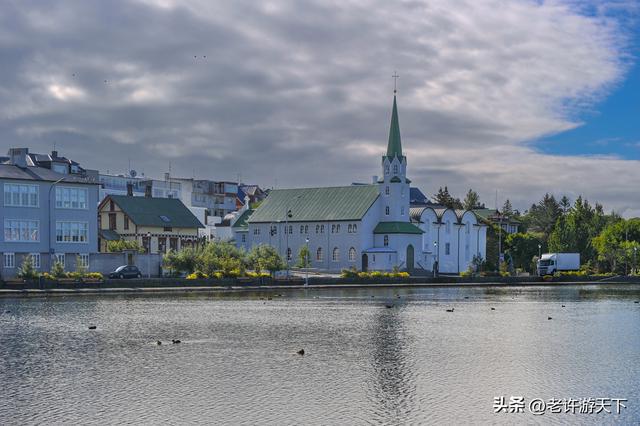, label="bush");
[460,270,472,278]
[186,271,208,280]
[247,271,270,278]
[84,272,104,280]
[18,255,39,280]
[51,261,66,278]
[107,239,145,253]
[340,266,359,278]
[392,272,410,278]
[555,270,587,277]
